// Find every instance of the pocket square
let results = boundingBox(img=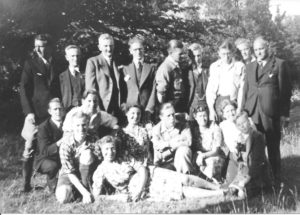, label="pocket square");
[37,73,43,76]
[268,73,274,78]
[124,74,131,82]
